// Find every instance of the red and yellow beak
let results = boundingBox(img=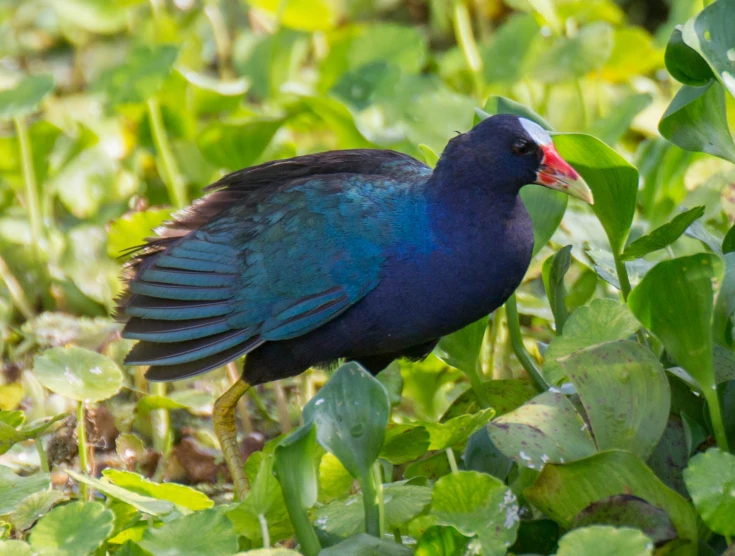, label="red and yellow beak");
[535,144,594,204]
